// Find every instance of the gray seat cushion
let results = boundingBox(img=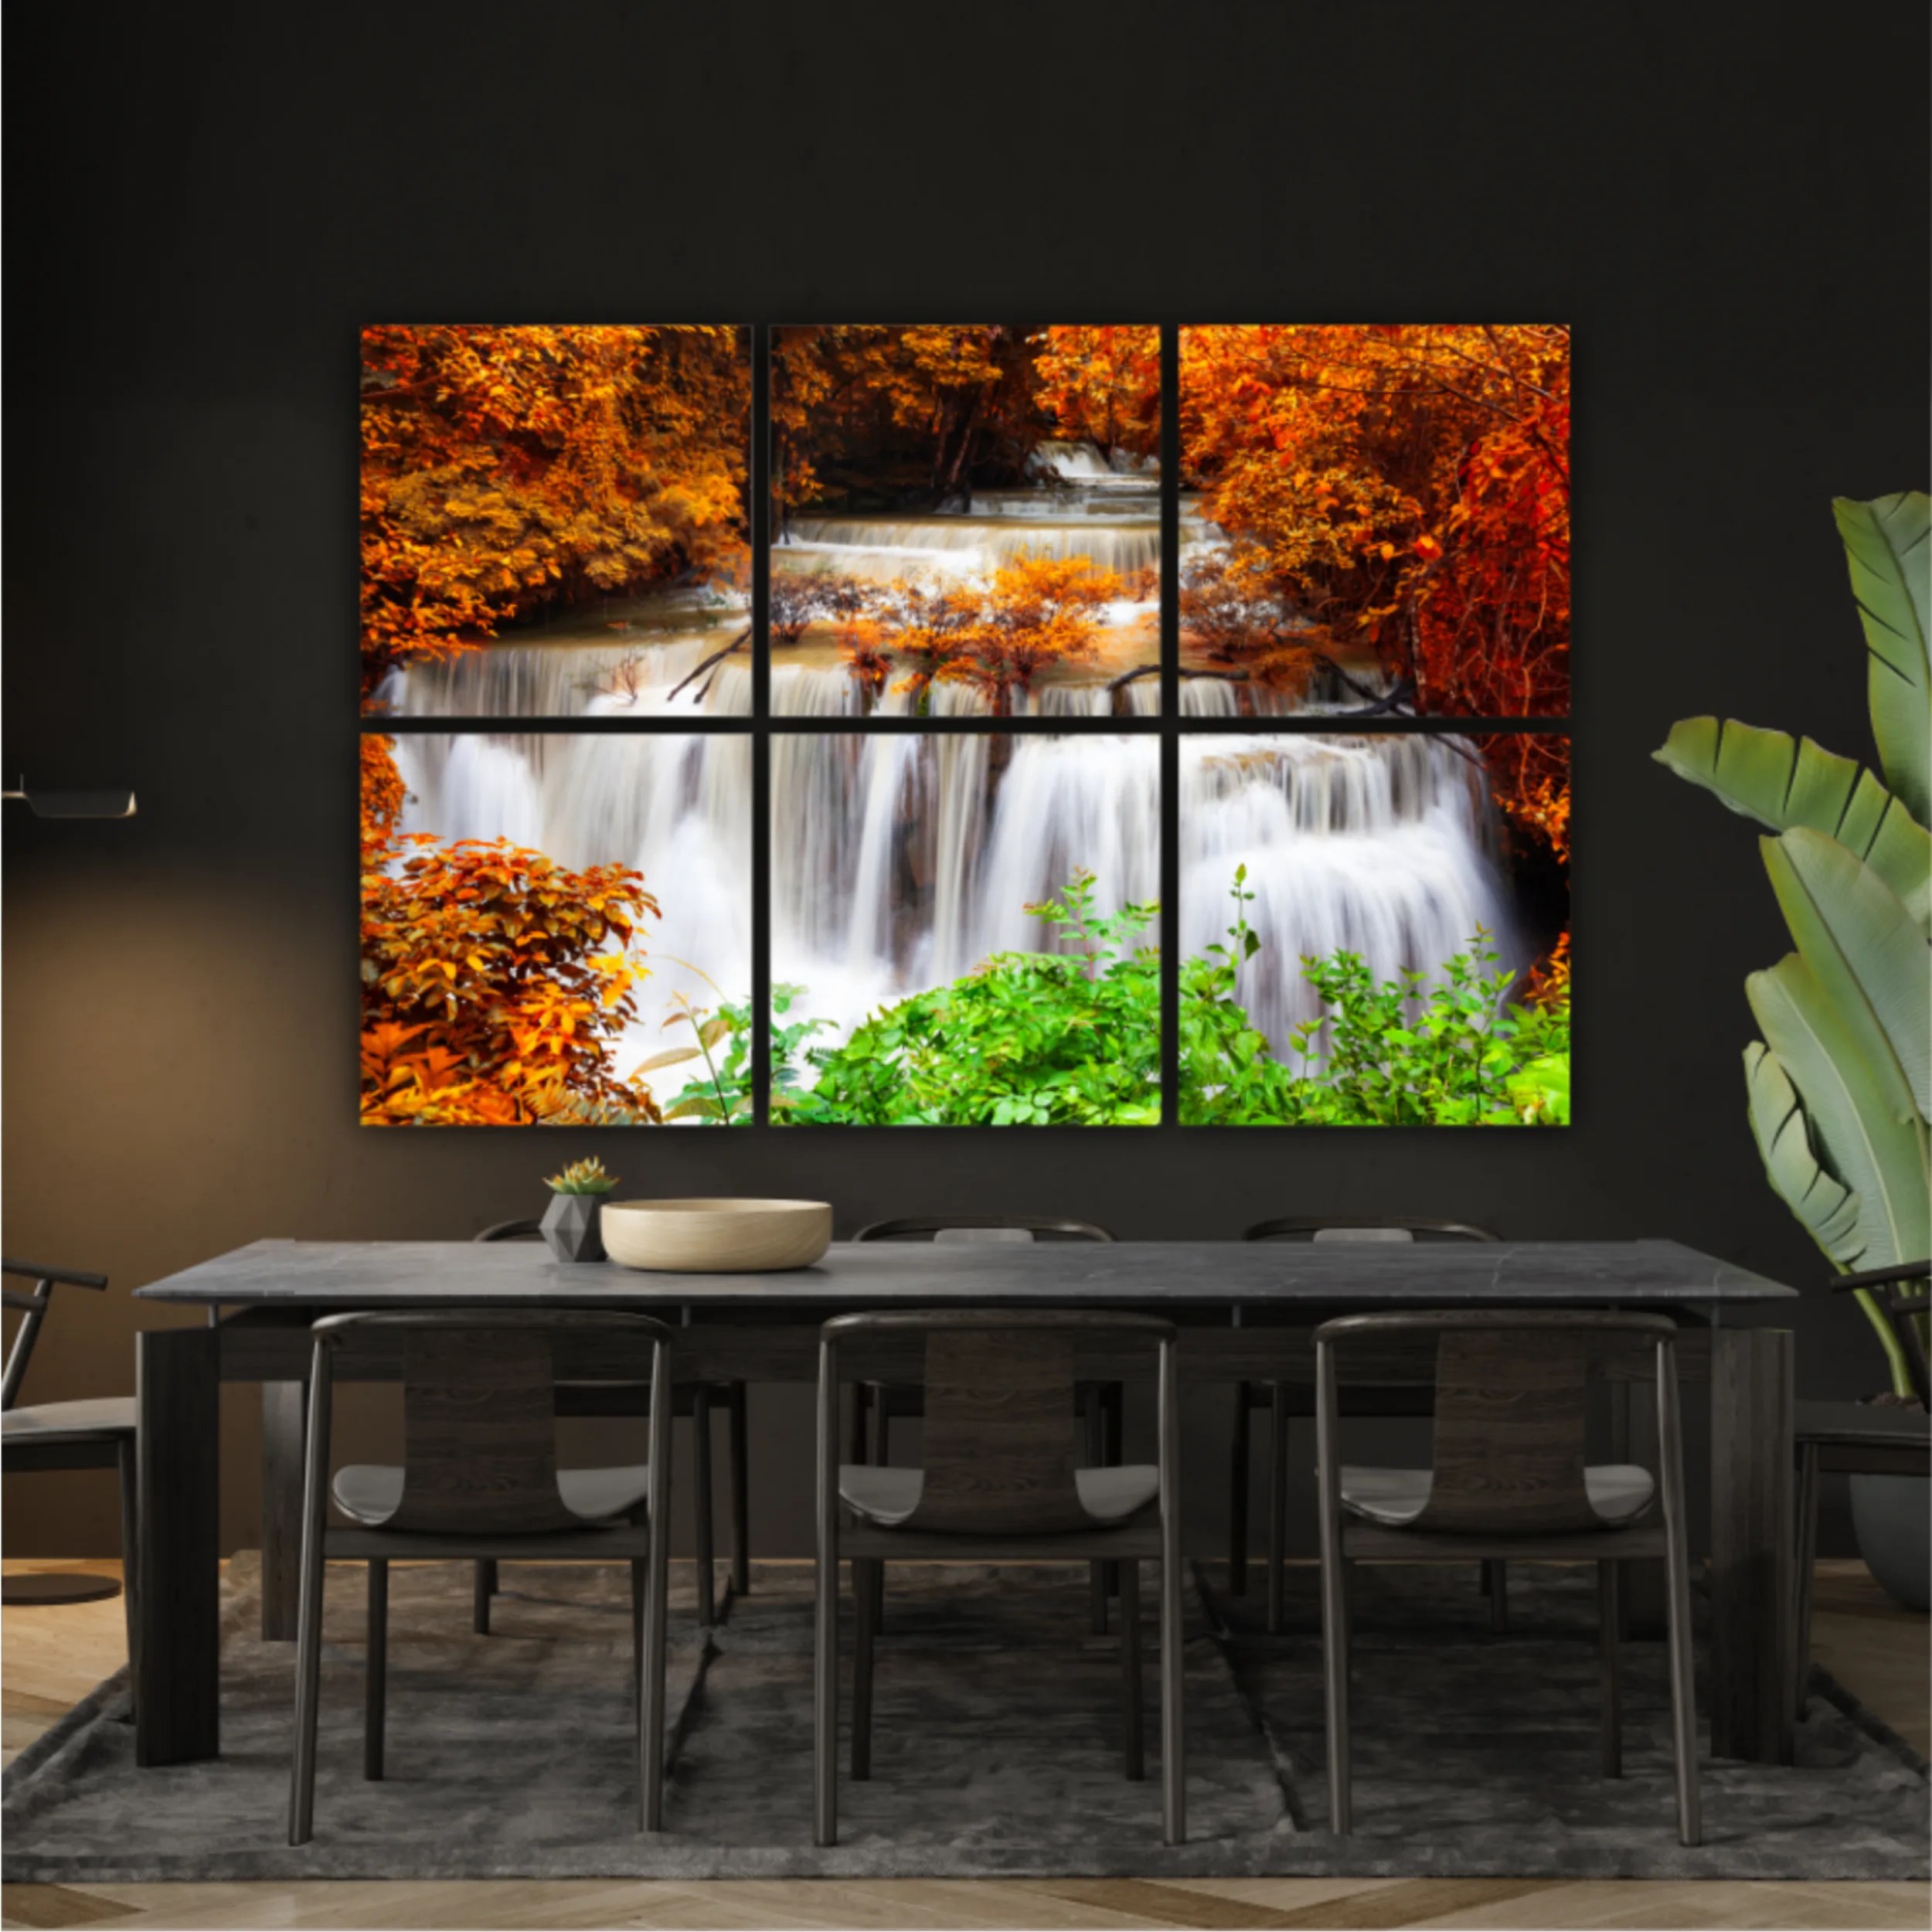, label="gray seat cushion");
[2,1396,138,1446]
[332,1463,651,1528]
[1338,1461,1655,1528]
[838,1462,1159,1529]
